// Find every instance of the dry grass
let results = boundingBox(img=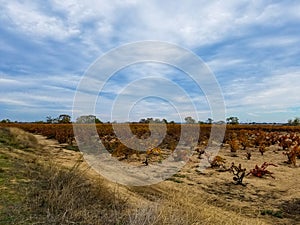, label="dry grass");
[0,127,39,149]
[123,188,267,225]
[26,160,130,225]
[0,127,130,224]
